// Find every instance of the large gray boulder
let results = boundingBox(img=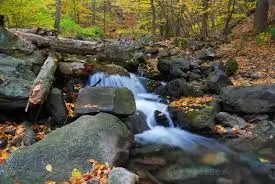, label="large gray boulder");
[0,28,43,109]
[0,113,131,184]
[75,87,136,116]
[220,85,275,114]
[108,167,139,184]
